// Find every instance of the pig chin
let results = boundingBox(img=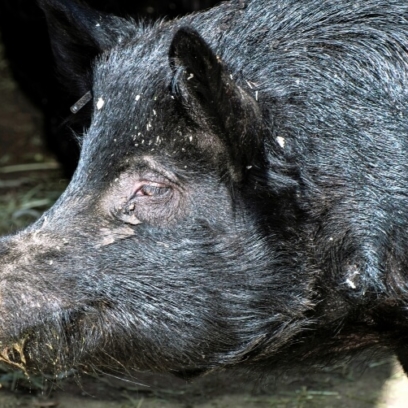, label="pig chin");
[0,303,106,376]
[0,236,207,376]
[0,245,81,374]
